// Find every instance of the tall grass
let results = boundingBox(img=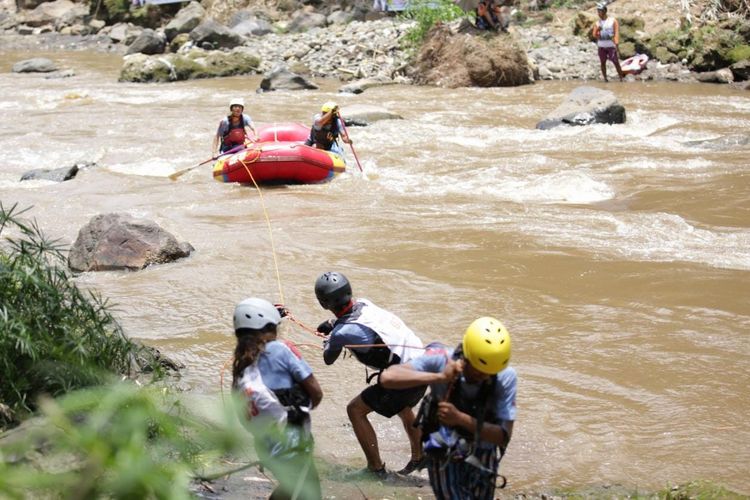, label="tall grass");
[400,0,468,48]
[0,203,161,419]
